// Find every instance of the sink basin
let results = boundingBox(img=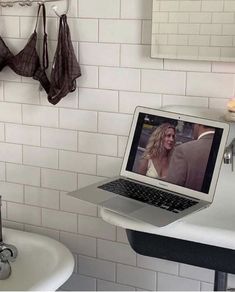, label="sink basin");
[1,228,74,291]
